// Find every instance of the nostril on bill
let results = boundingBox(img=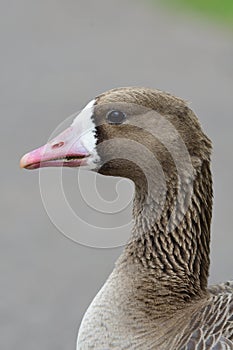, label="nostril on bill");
[52,141,64,149]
